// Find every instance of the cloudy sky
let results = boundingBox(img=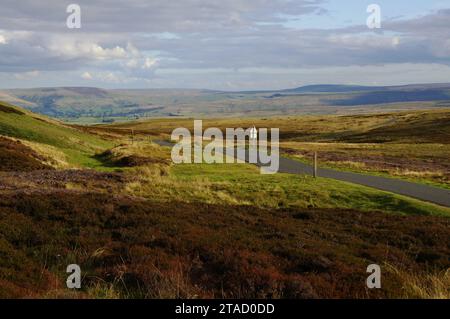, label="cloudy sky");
[0,0,449,90]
